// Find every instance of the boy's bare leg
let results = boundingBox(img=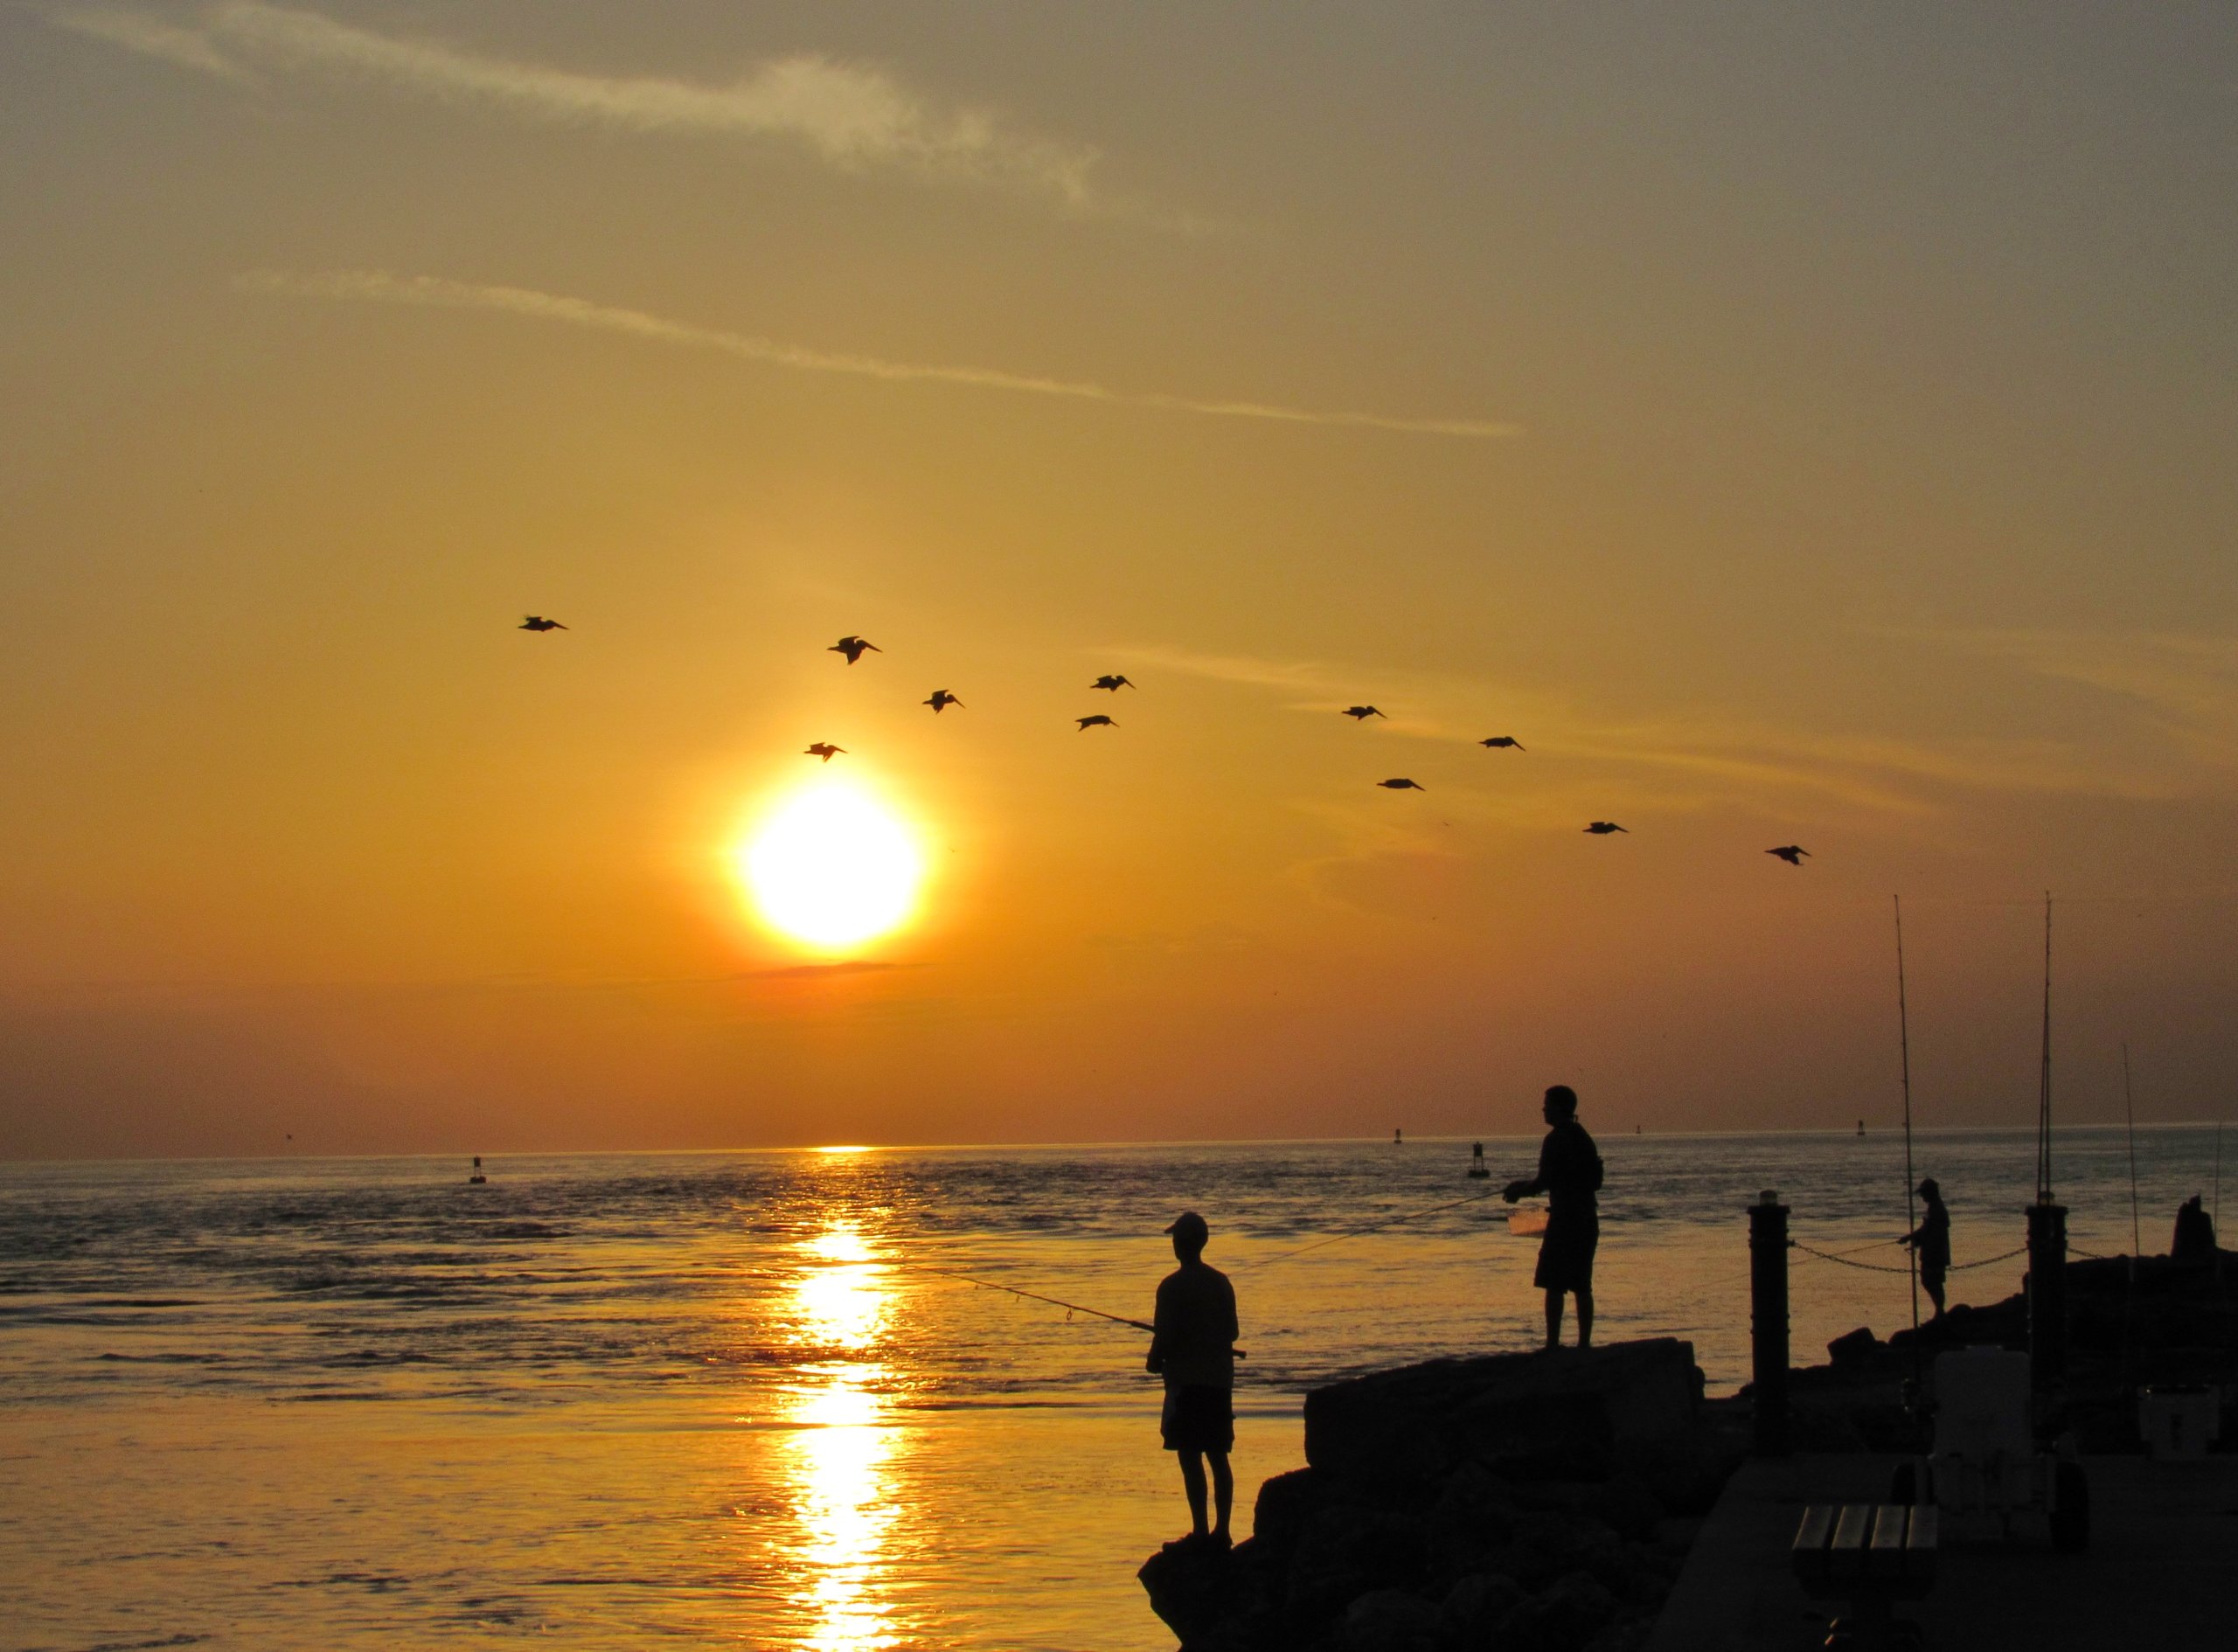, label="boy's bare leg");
[1575,1287,1594,1349]
[1209,1451,1234,1542]
[1543,1288,1563,1350]
[1178,1451,1210,1537]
